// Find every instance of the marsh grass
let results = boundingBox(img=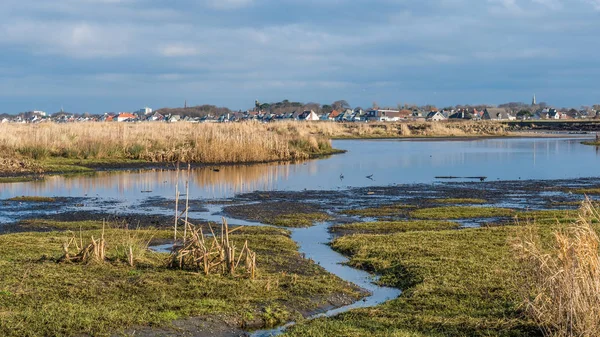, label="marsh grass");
[341,203,416,218]
[0,123,337,174]
[0,227,361,336]
[431,198,487,204]
[286,224,539,336]
[513,200,600,337]
[8,196,56,202]
[268,213,332,228]
[410,206,514,219]
[331,220,460,235]
[276,121,508,139]
[572,188,600,195]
